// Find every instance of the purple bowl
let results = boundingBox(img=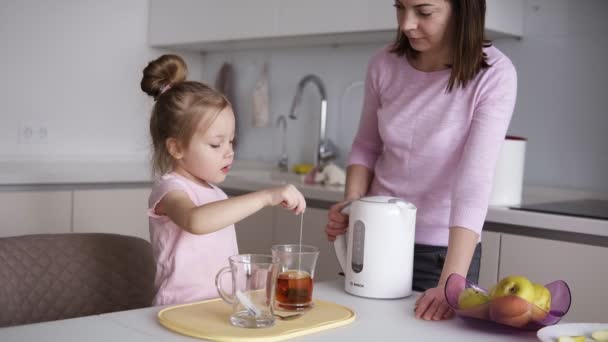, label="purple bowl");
[444,273,571,330]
